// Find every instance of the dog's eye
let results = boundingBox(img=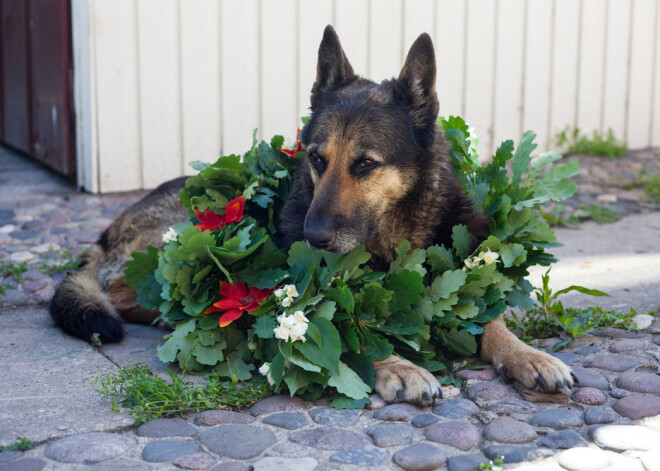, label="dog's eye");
[309,152,324,165]
[359,158,375,168]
